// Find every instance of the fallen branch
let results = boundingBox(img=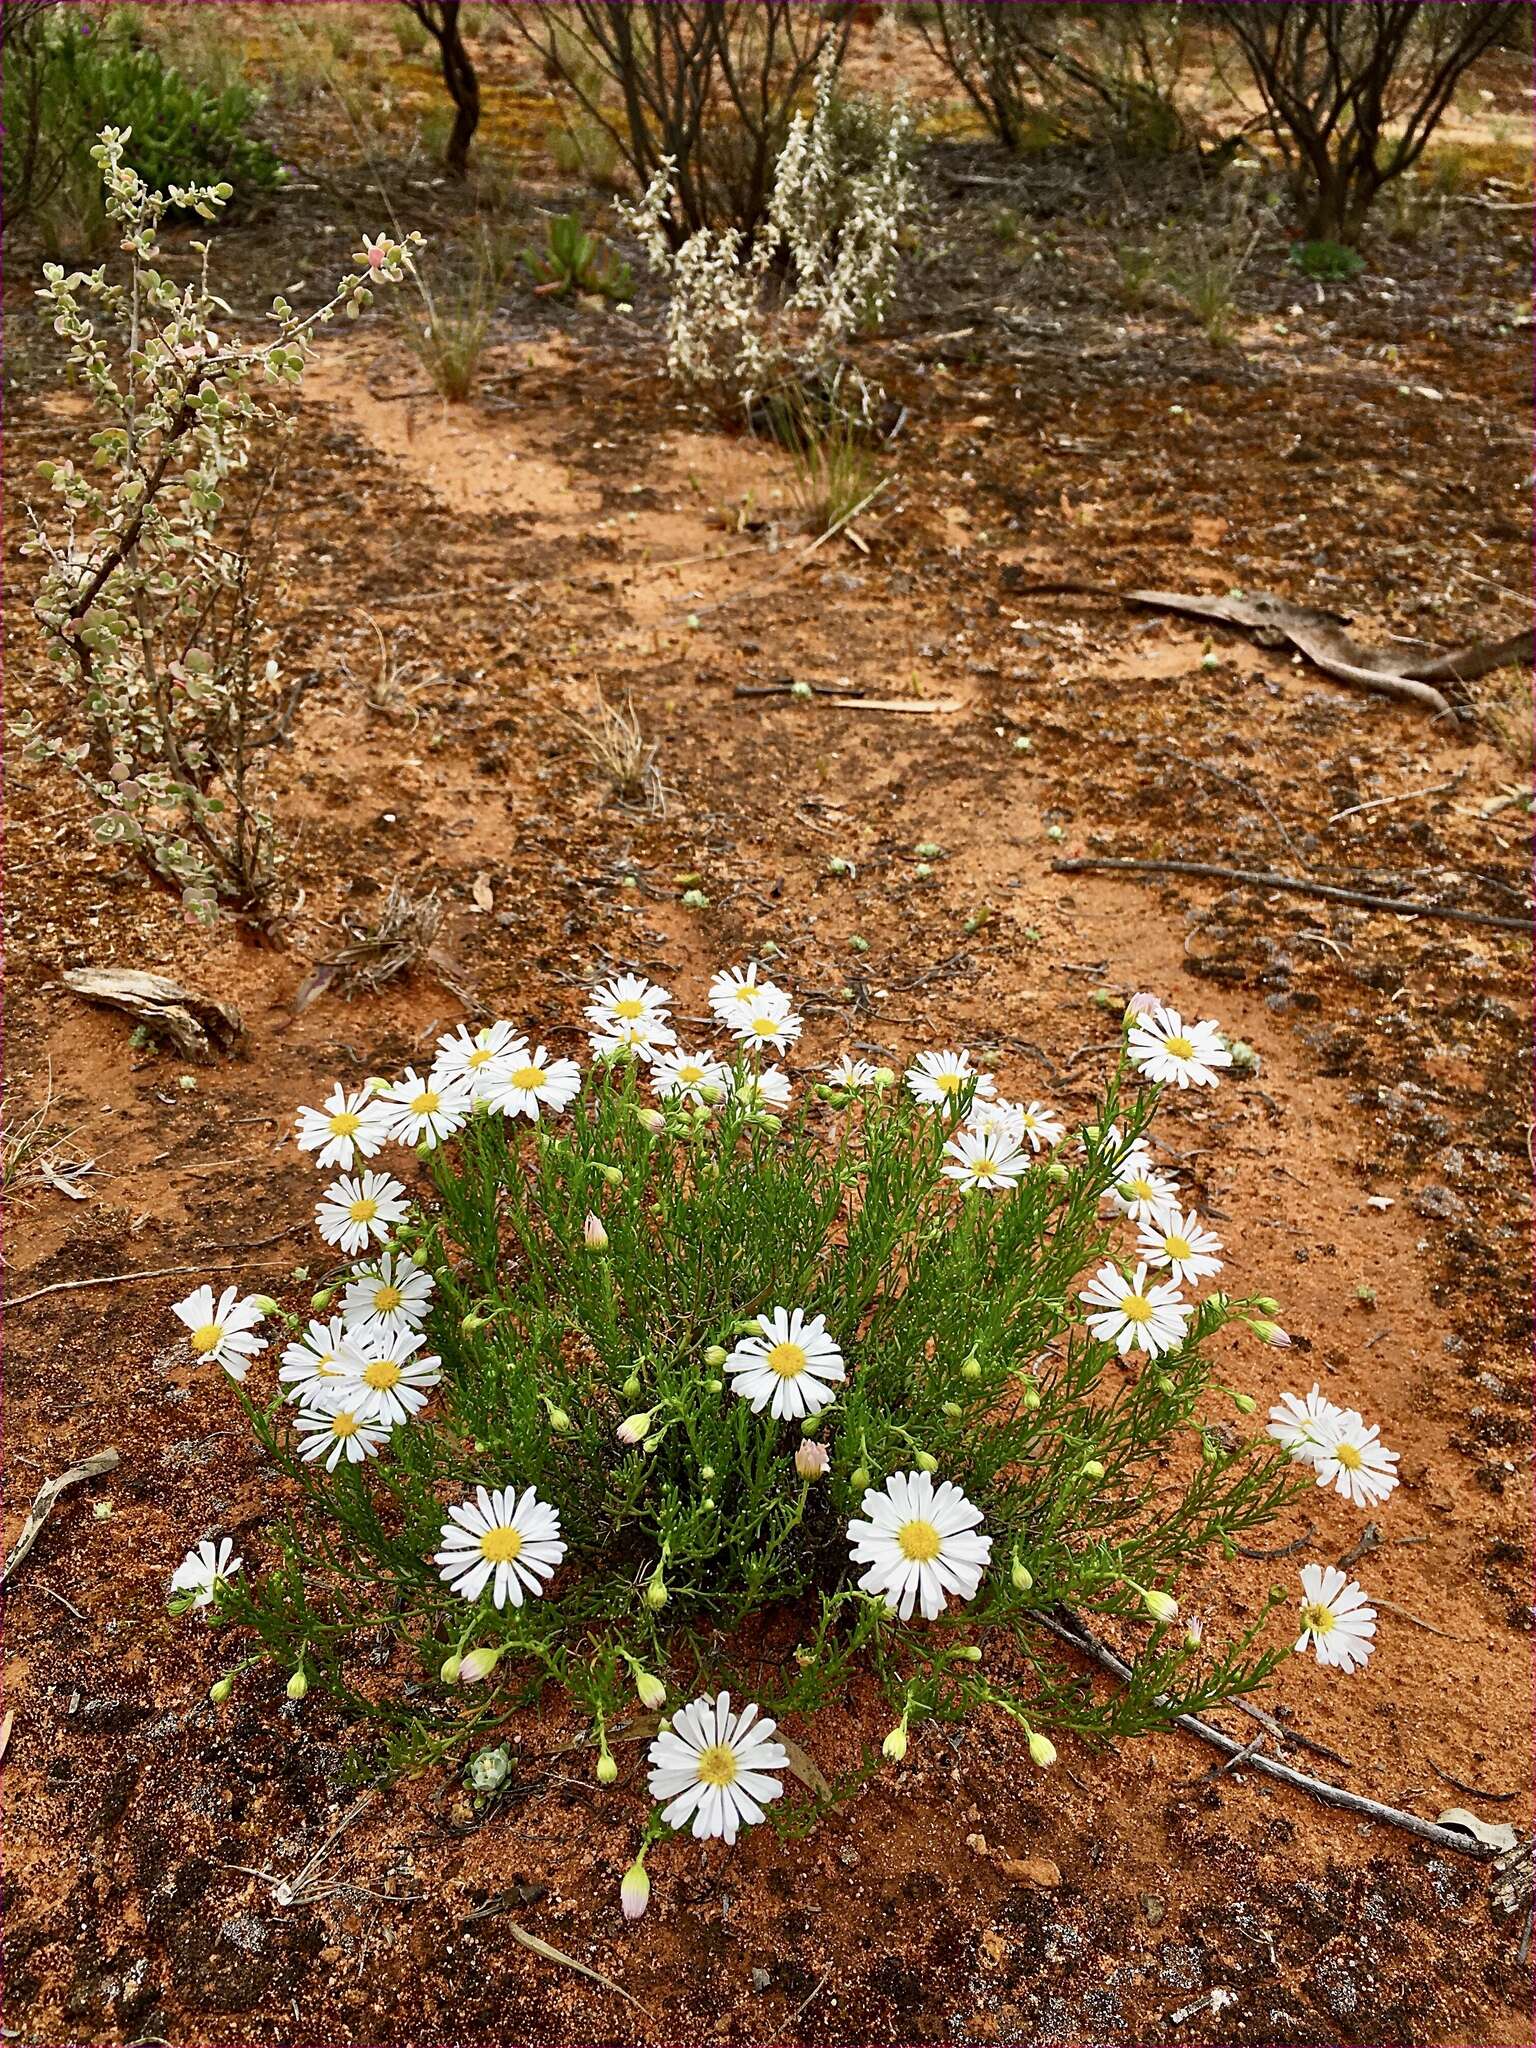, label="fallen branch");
[8,1258,270,1310]
[62,967,242,1061]
[1034,1611,1500,1860]
[1,1450,120,1587]
[1050,858,1531,933]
